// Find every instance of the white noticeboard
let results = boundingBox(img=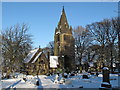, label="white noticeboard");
[50,56,59,68]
